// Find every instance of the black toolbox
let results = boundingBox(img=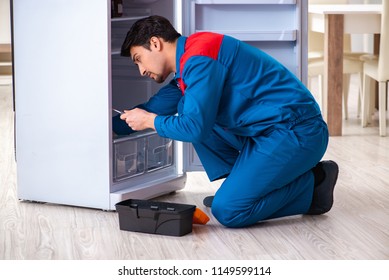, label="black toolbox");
[115,199,196,236]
